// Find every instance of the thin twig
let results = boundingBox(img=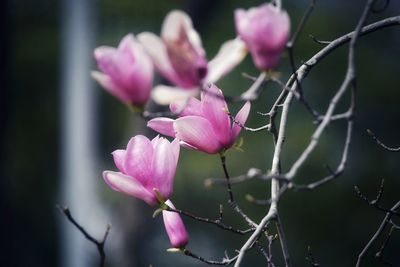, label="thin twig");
[219,154,259,228]
[309,34,331,45]
[286,0,319,119]
[287,0,316,49]
[220,154,234,202]
[183,249,238,265]
[375,226,395,263]
[275,214,291,266]
[292,112,354,190]
[58,205,110,267]
[355,201,400,267]
[204,168,262,187]
[367,129,400,152]
[228,112,271,132]
[237,72,268,101]
[166,205,253,235]
[271,76,320,119]
[306,246,320,267]
[354,183,400,217]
